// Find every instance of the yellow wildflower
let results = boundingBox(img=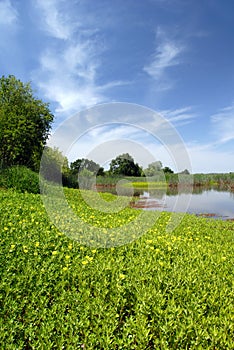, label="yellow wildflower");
[85,255,93,261]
